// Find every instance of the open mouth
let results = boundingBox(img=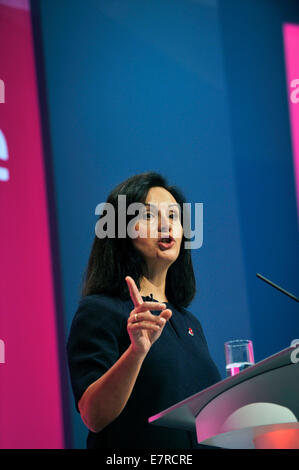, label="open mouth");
[158,236,175,250]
